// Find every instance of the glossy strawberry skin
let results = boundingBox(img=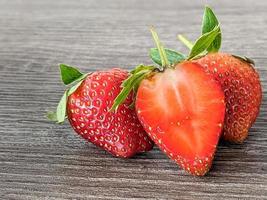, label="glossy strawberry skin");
[135,62,225,176]
[67,68,153,158]
[195,53,262,143]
